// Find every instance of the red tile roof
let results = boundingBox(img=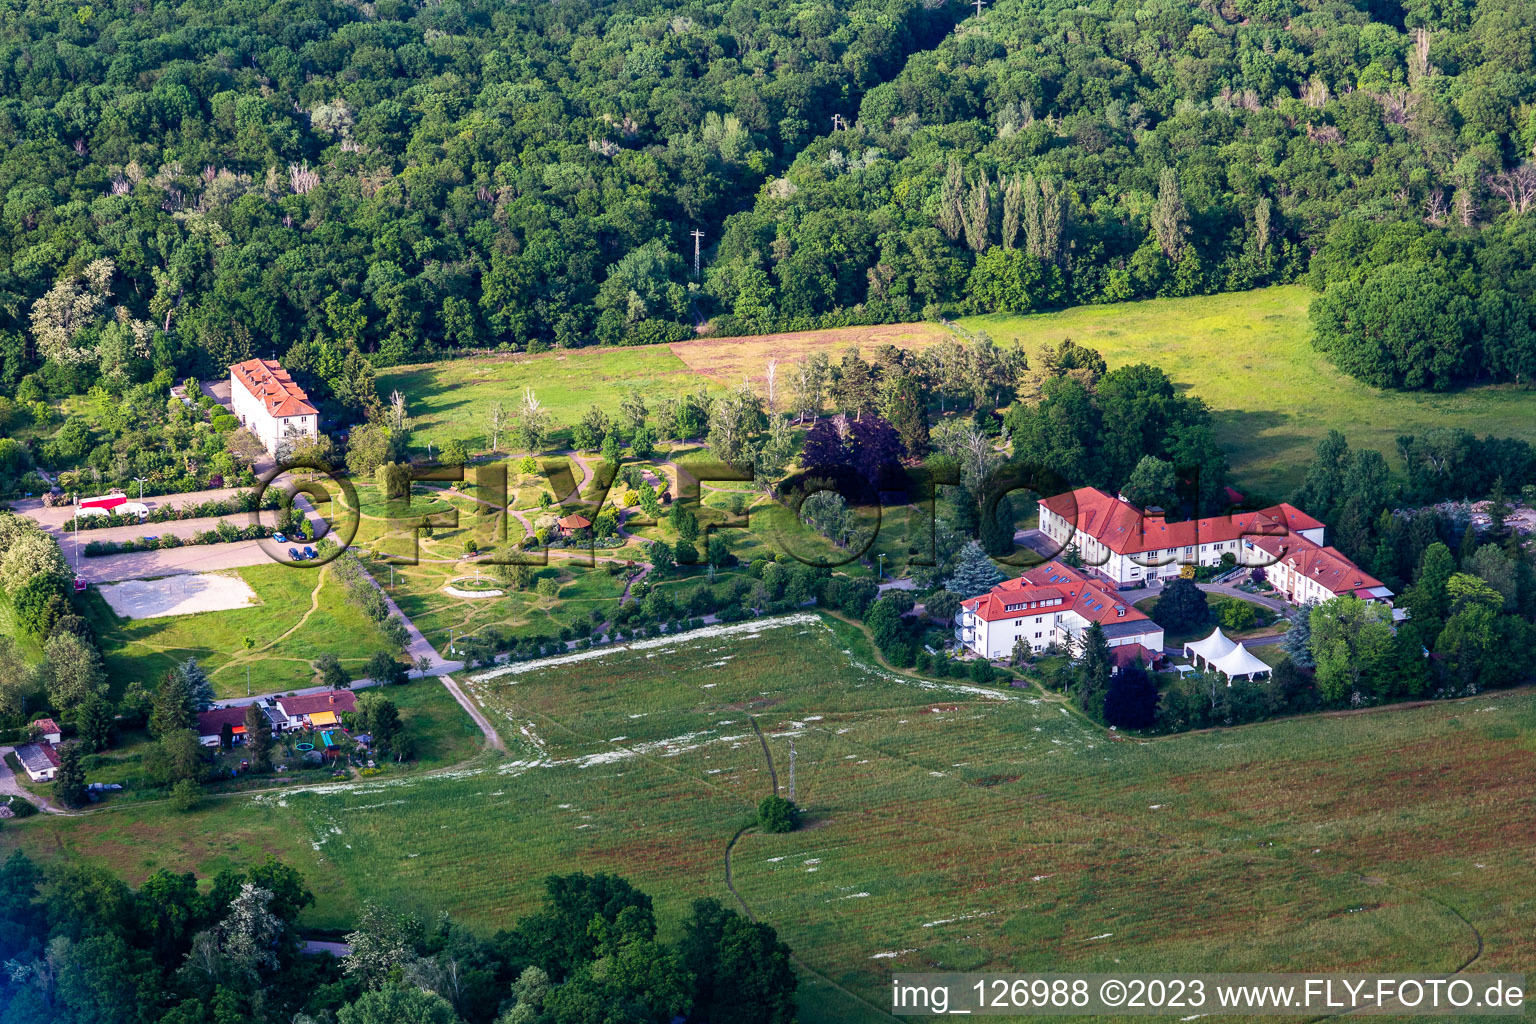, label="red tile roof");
[278,690,358,717]
[1109,643,1157,670]
[197,707,253,737]
[1250,535,1386,597]
[1039,487,1324,557]
[961,560,1152,628]
[31,717,61,736]
[557,512,591,529]
[232,358,317,418]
